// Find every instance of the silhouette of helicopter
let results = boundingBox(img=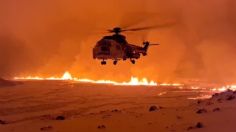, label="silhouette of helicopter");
[93,26,160,65]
